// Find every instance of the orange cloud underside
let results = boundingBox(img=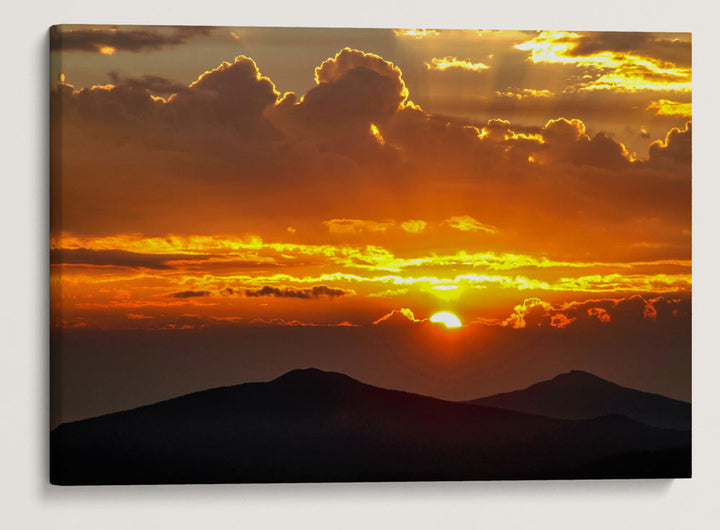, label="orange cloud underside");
[51,230,691,330]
